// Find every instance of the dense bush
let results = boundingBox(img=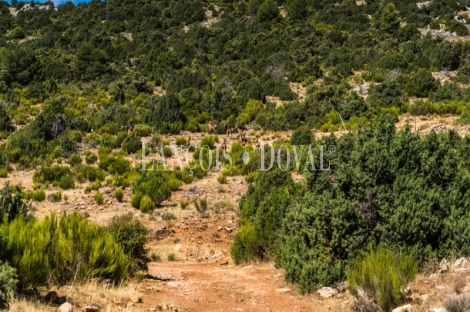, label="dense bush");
[233,120,470,293]
[114,188,124,202]
[1,213,128,289]
[107,214,149,273]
